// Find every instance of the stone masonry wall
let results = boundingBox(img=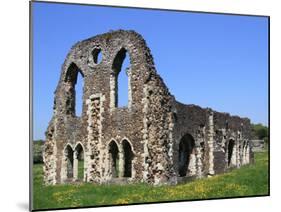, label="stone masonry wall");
[43,30,253,185]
